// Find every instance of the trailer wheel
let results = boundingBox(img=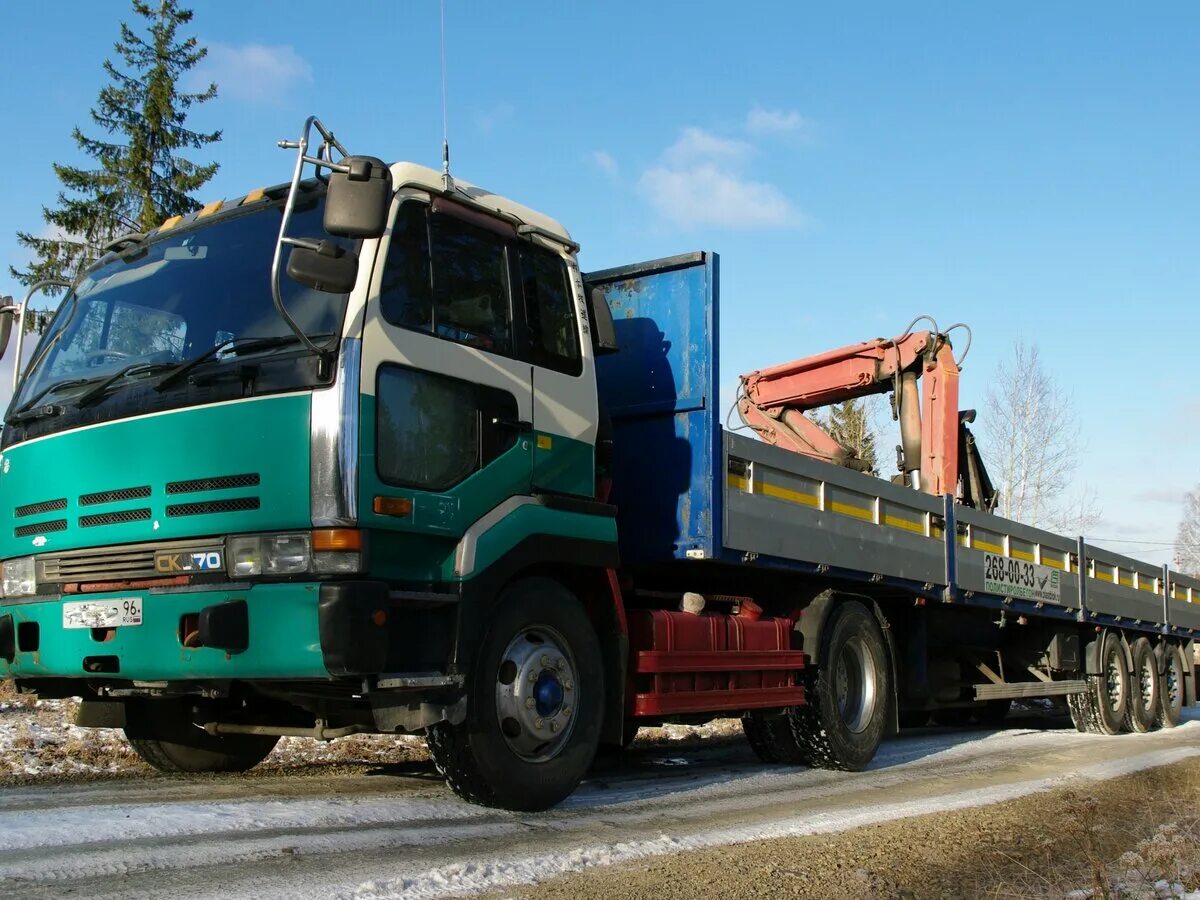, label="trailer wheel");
[1155,642,1186,729]
[1125,638,1159,733]
[742,709,805,763]
[425,577,604,811]
[1072,630,1129,735]
[124,701,278,773]
[788,601,889,771]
